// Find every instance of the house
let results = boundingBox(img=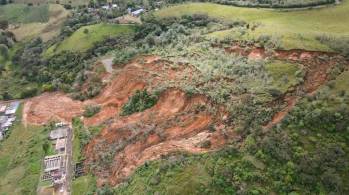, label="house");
[0,104,6,113]
[101,5,110,9]
[49,127,68,140]
[42,154,65,183]
[44,154,64,172]
[5,101,20,115]
[131,8,145,17]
